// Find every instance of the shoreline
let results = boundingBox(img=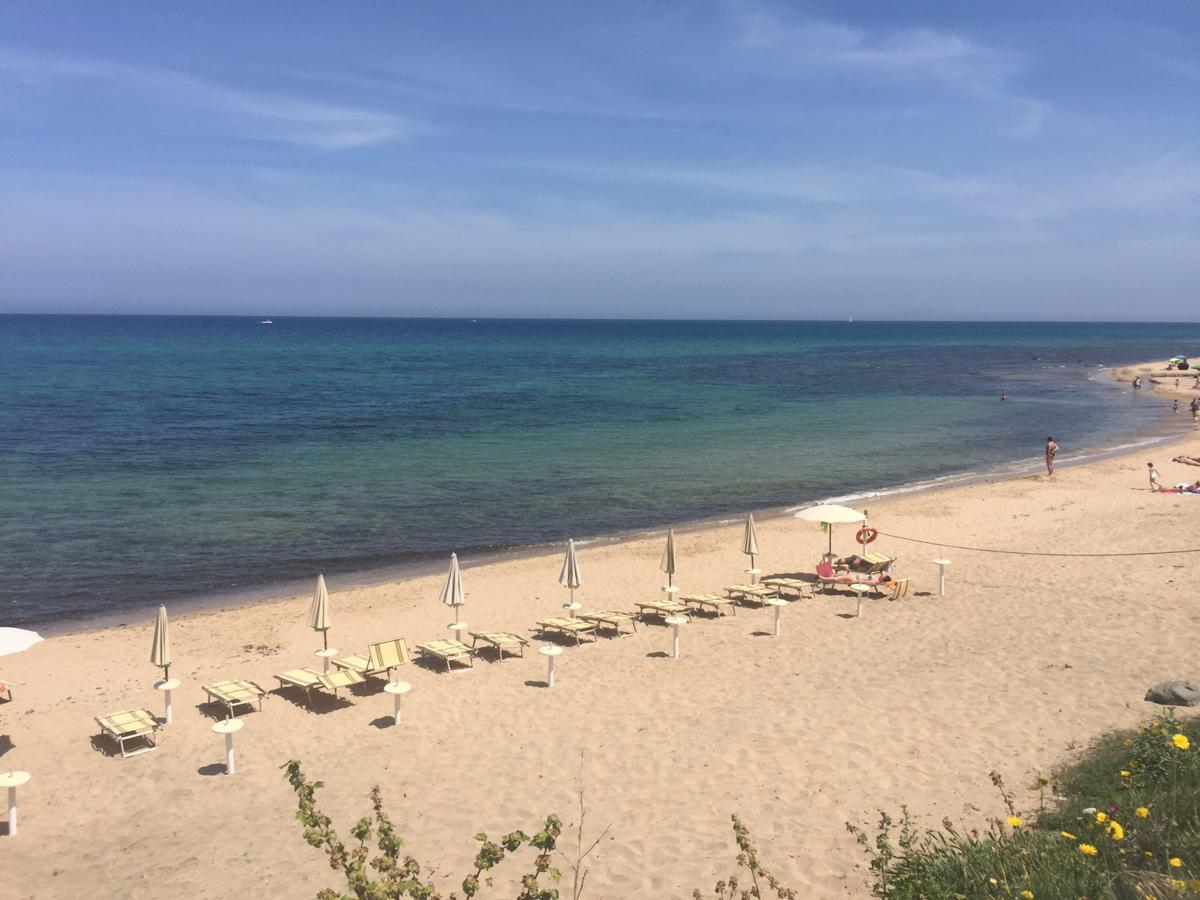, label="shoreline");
[36,359,1194,638]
